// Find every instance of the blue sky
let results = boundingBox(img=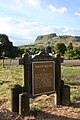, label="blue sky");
[0,0,80,46]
